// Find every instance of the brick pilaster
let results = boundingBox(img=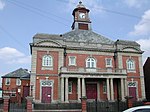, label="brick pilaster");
[26,96,33,112]
[80,96,87,112]
[125,96,133,109]
[3,96,10,112]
